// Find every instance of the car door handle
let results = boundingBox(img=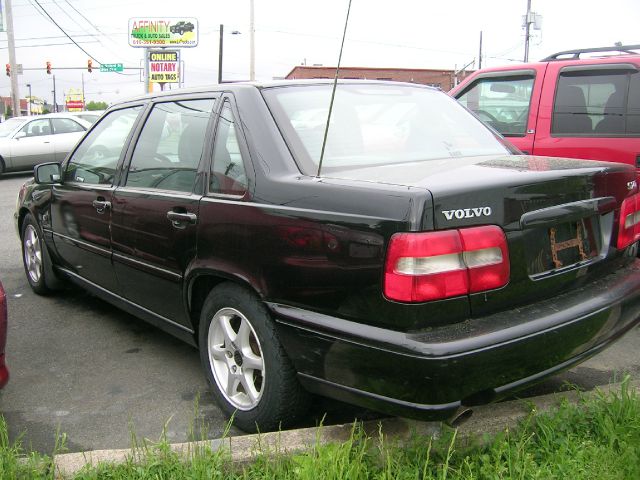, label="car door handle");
[167,211,197,228]
[92,199,111,214]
